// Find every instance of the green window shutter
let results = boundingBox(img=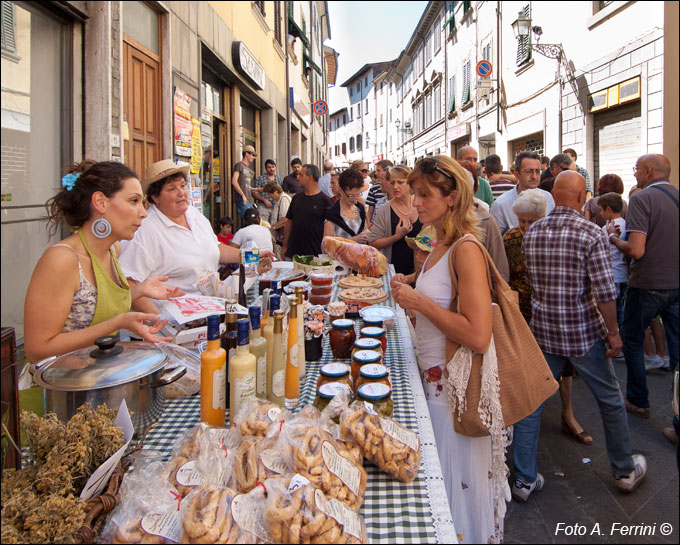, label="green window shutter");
[462,62,470,104]
[448,75,456,112]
